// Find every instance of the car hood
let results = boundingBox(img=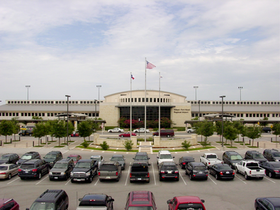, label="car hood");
[50,168,67,173]
[44,158,56,162]
[72,168,90,173]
